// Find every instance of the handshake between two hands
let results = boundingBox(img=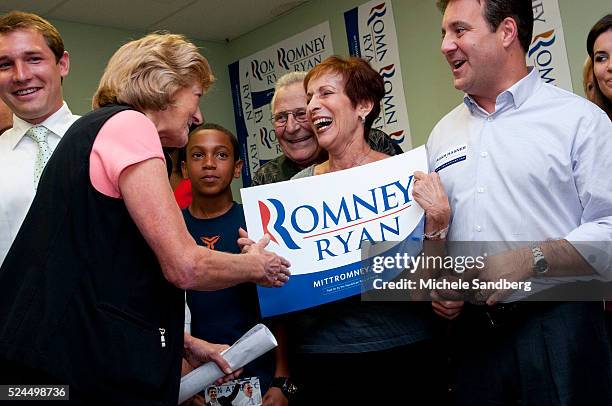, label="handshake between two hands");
[238,227,292,288]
